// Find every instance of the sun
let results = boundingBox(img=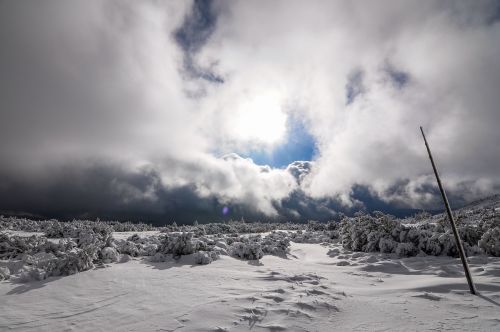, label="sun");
[231,94,287,145]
